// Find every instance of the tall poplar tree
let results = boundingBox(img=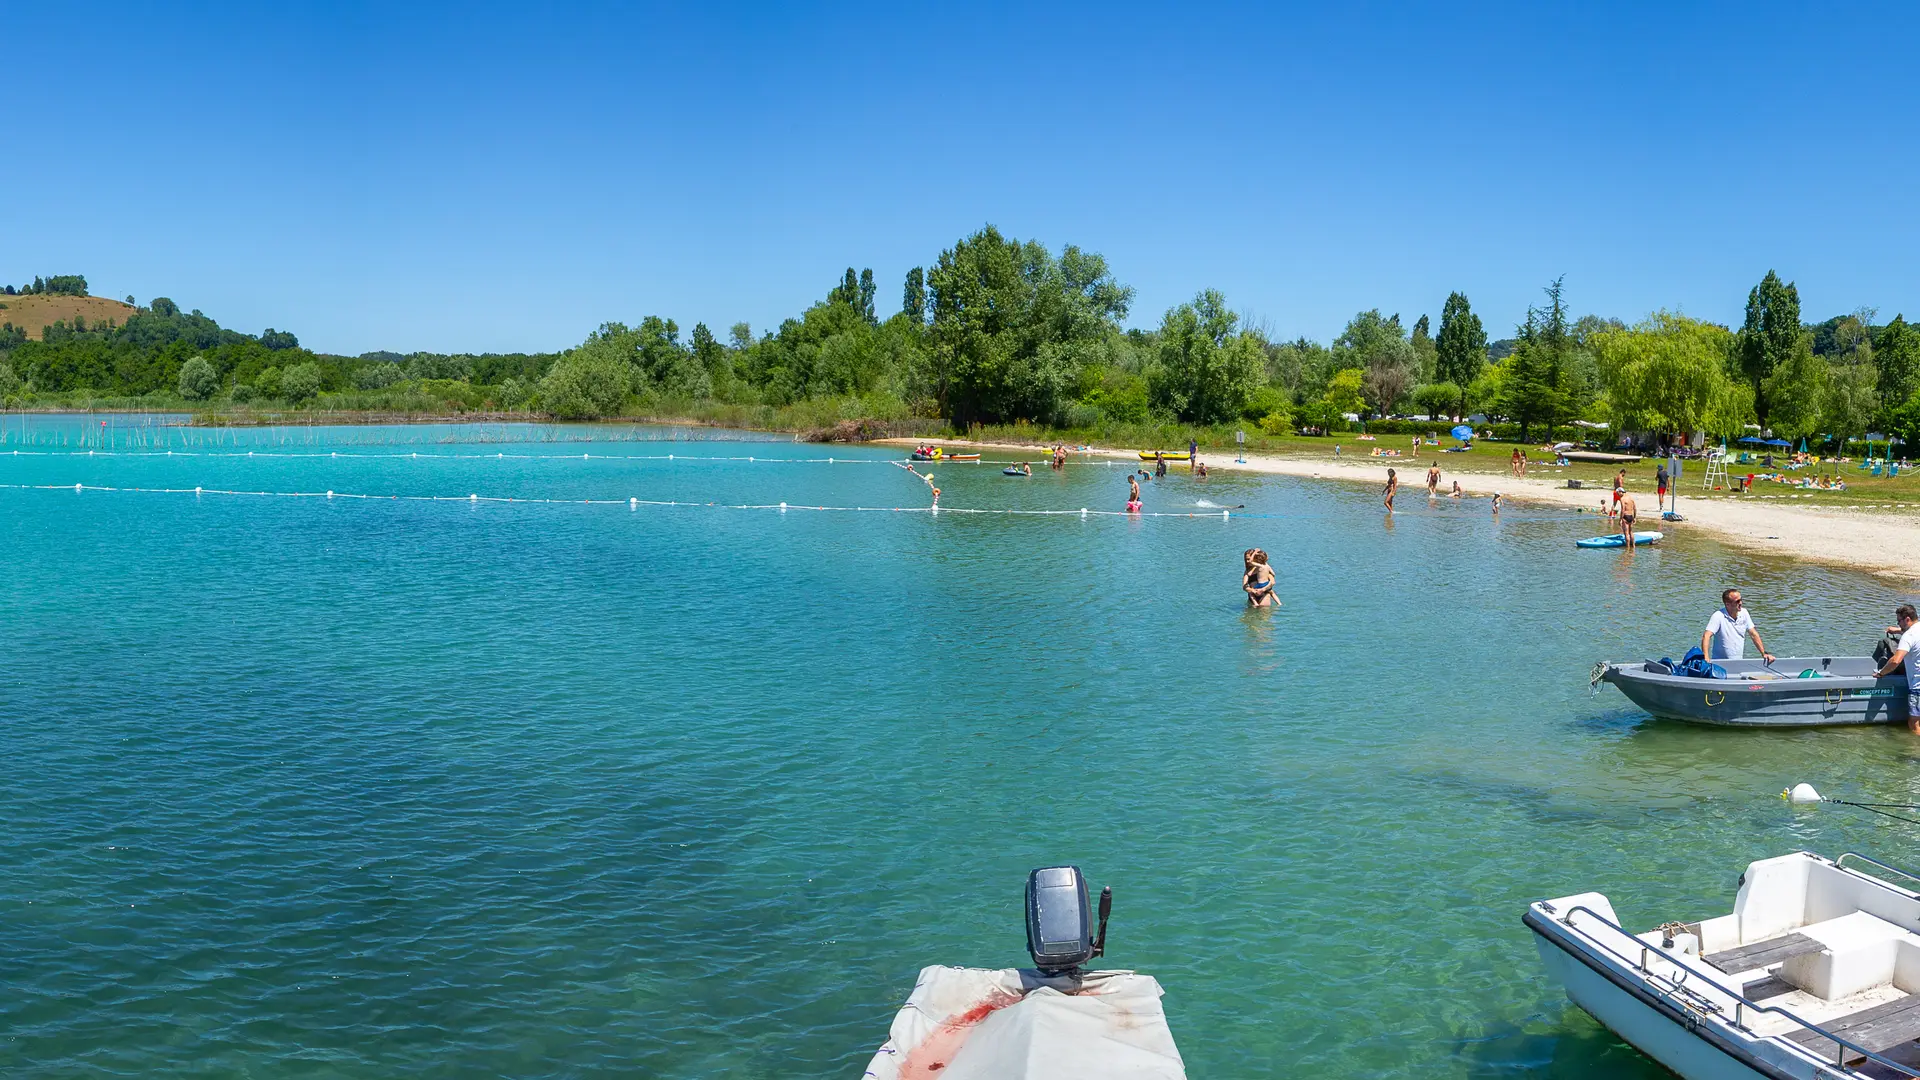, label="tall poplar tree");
[1434,291,1487,418]
[1736,270,1802,428]
[858,268,876,323]
[902,267,925,323]
[1875,315,1920,413]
